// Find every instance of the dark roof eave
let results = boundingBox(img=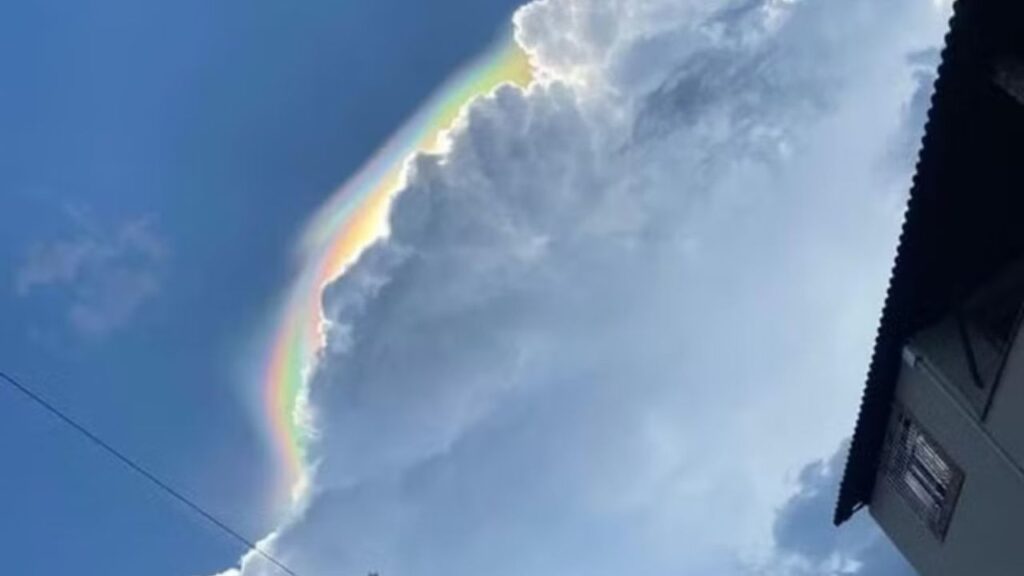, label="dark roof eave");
[835,0,1024,525]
